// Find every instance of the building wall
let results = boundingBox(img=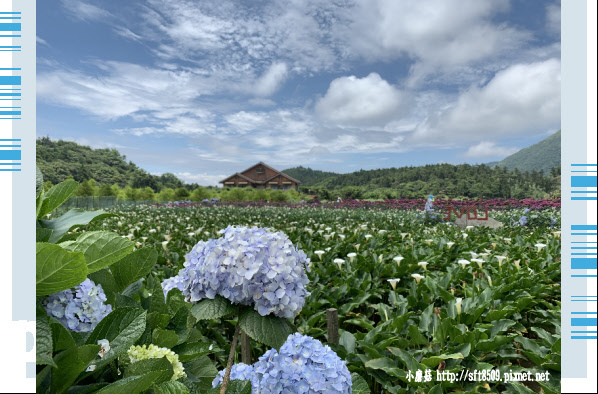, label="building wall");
[241,164,278,182]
